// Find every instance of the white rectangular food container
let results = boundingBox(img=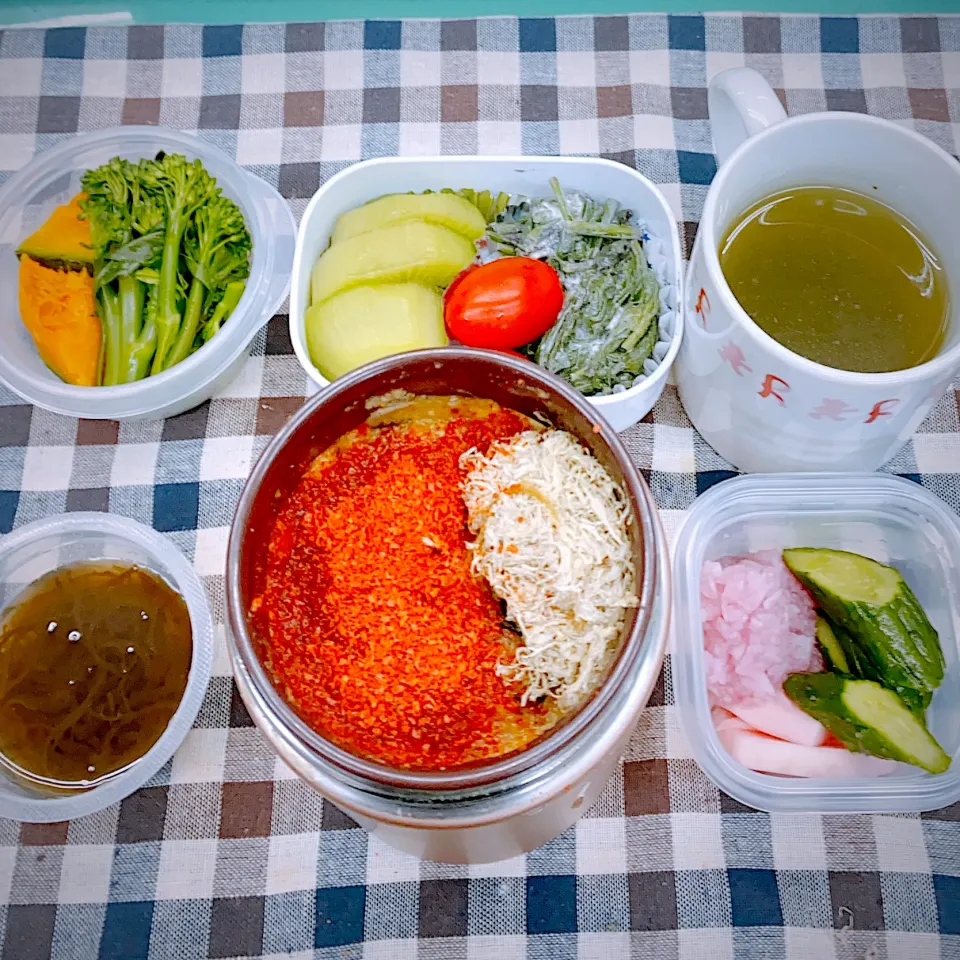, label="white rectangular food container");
[672,473,960,813]
[289,156,684,433]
